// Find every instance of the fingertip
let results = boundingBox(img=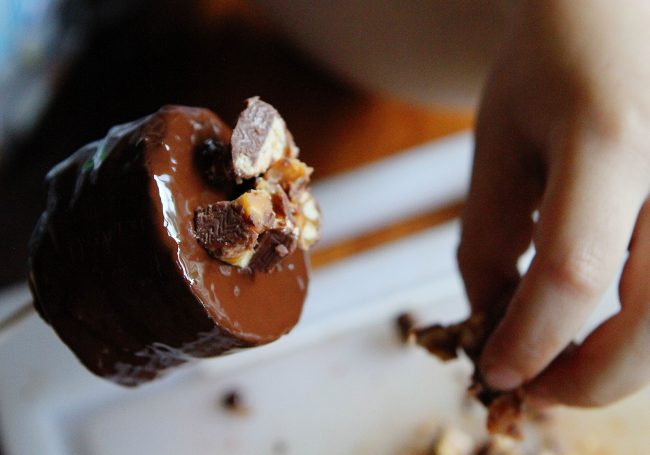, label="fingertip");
[482,364,524,391]
[479,323,529,392]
